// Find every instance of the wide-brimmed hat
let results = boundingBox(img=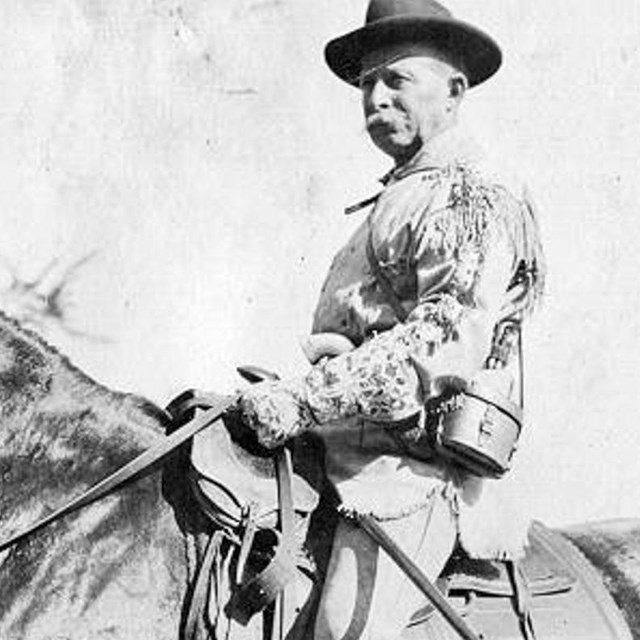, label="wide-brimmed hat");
[325,0,502,88]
